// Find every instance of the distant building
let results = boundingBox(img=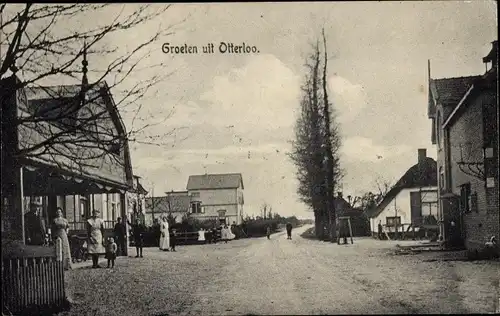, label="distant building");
[334,192,370,237]
[367,149,438,239]
[144,191,190,226]
[186,173,244,225]
[127,175,148,223]
[427,40,499,252]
